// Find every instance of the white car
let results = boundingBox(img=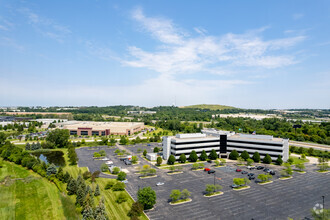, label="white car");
[105,161,113,165]
[121,180,128,184]
[156,182,164,186]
